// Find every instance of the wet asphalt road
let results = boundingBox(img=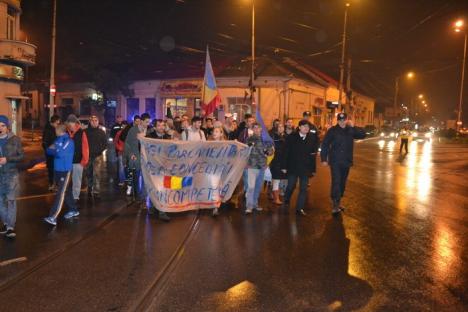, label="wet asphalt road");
[0,137,467,311]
